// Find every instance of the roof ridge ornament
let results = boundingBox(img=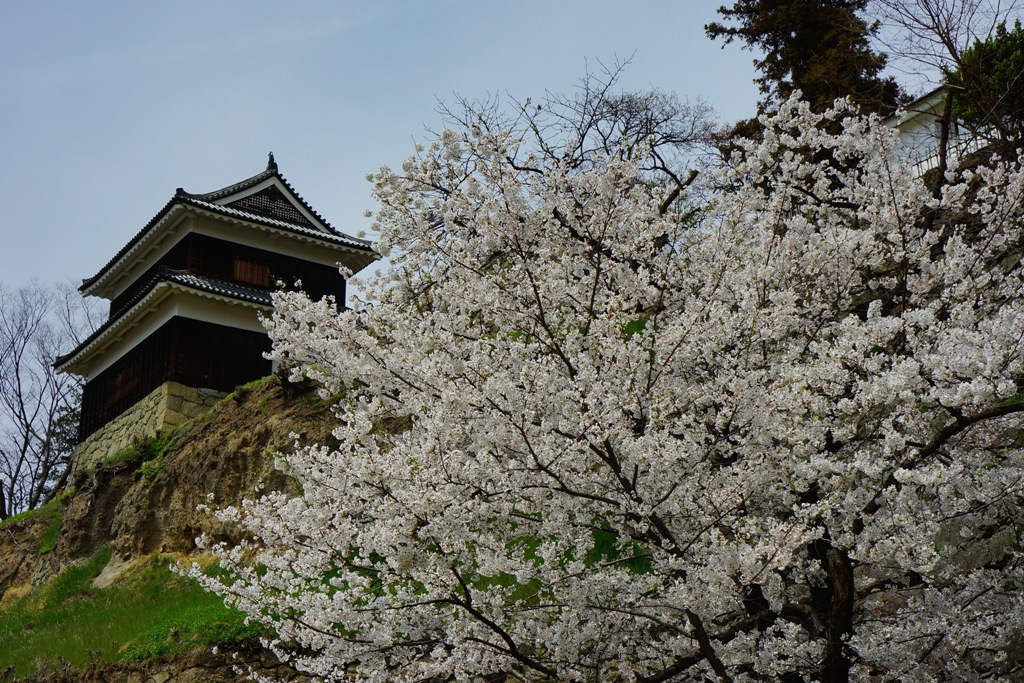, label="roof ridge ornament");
[267,152,278,173]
